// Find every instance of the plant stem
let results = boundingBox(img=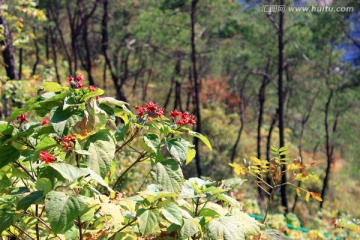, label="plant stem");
[116,127,140,153]
[14,162,36,182]
[36,204,40,240]
[78,216,83,240]
[109,218,137,239]
[13,224,35,240]
[263,187,275,223]
[112,152,147,189]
